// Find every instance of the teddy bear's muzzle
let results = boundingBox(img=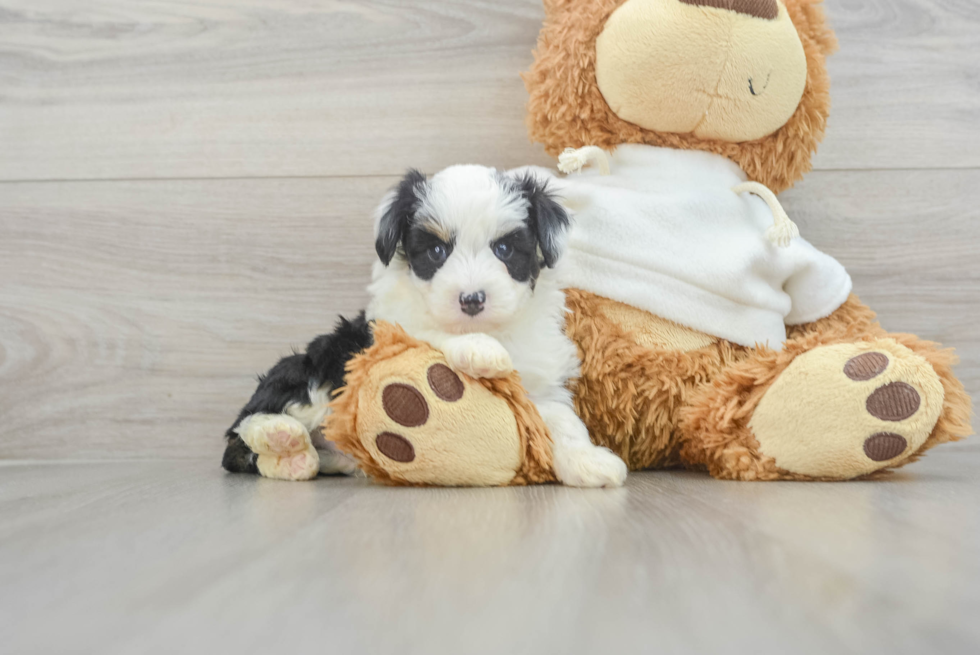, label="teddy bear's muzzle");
[594,0,807,143]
